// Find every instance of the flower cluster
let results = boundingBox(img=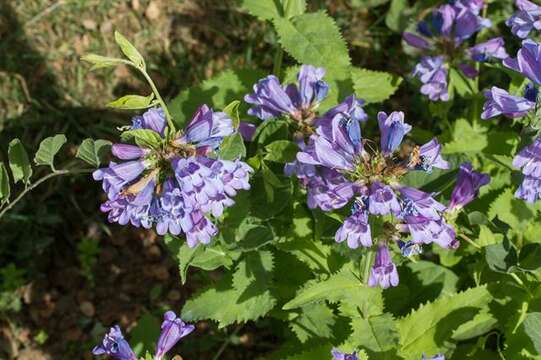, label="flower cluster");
[403,0,505,101]
[481,2,541,203]
[93,106,252,247]
[93,311,194,360]
[280,94,489,288]
[331,348,445,360]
